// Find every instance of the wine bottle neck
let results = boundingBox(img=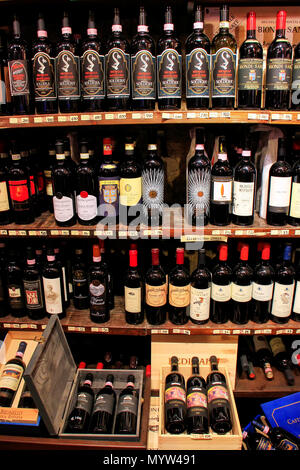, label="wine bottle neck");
[192,365,200,375]
[247,29,256,39]
[276,28,286,38]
